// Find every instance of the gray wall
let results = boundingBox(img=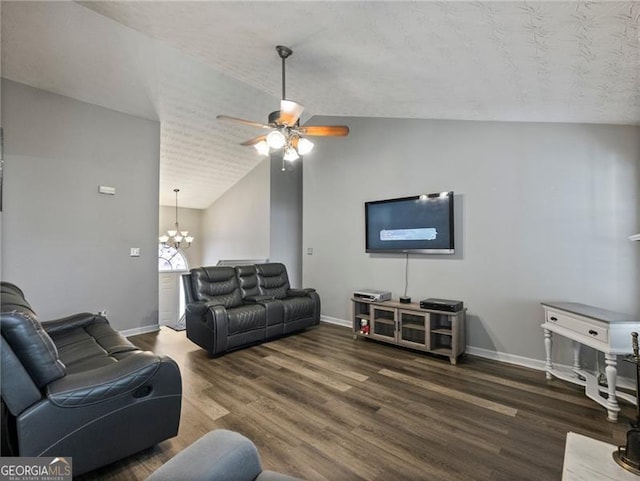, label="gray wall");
[159,205,203,268]
[269,153,302,287]
[201,157,270,265]
[303,116,640,362]
[1,79,160,331]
